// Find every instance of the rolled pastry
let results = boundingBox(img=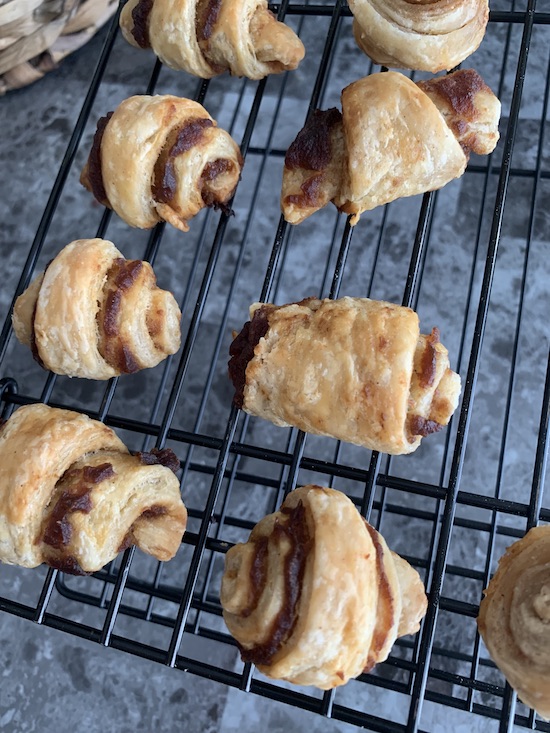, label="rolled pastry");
[119,0,305,80]
[228,296,461,455]
[221,485,428,688]
[281,69,501,225]
[0,404,187,574]
[478,526,550,719]
[80,94,243,231]
[349,0,489,73]
[12,238,181,380]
